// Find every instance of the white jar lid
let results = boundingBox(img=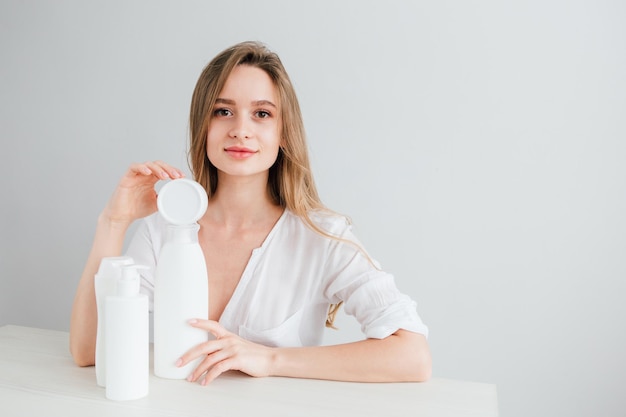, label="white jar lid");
[157,178,208,225]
